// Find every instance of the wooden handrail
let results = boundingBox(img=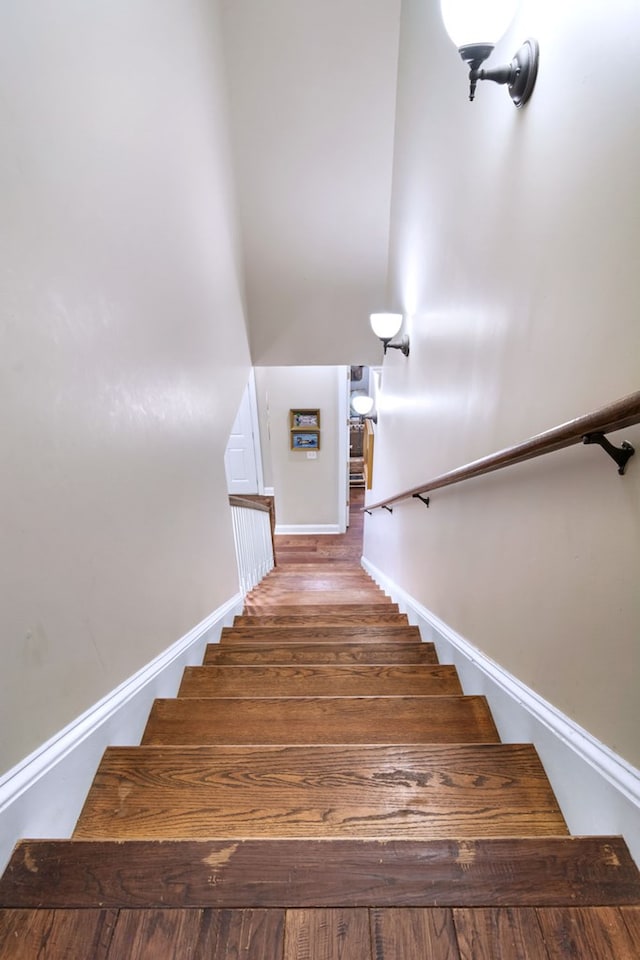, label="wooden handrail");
[229,495,271,513]
[365,389,640,512]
